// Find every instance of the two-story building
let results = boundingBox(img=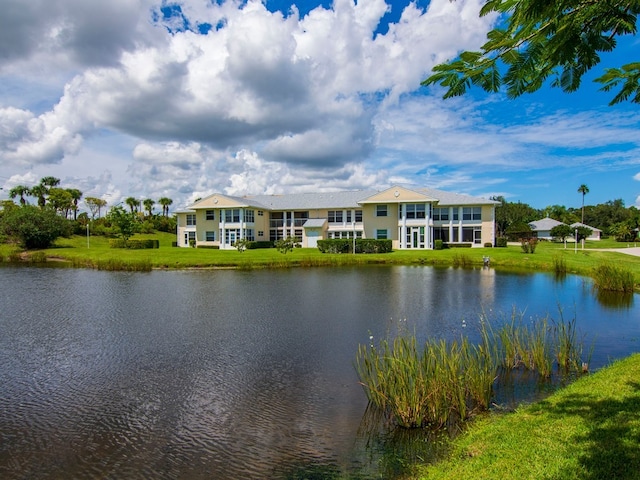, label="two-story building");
[176,185,498,250]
